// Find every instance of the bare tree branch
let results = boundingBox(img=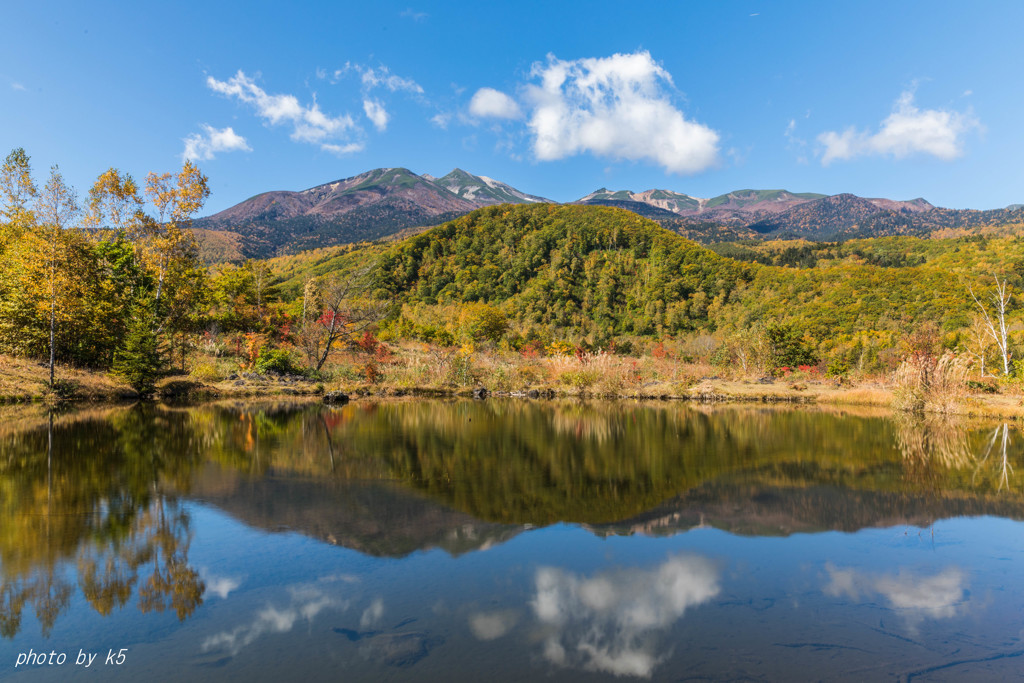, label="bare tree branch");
[297,262,392,372]
[968,275,1013,376]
